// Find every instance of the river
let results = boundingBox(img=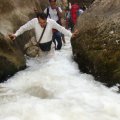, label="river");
[0,37,120,120]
